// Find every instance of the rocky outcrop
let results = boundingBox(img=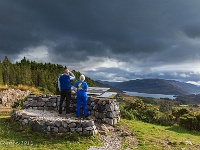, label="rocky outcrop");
[0,89,31,107]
